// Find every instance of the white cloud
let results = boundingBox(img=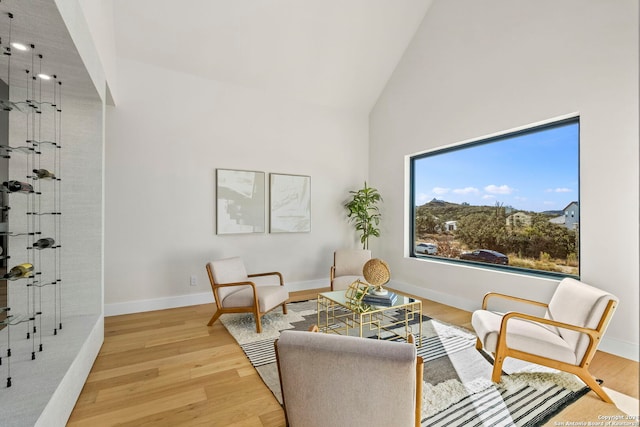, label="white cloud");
[485,184,514,195]
[543,201,555,206]
[453,187,480,195]
[546,187,573,193]
[416,193,430,204]
[432,187,450,195]
[482,194,496,200]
